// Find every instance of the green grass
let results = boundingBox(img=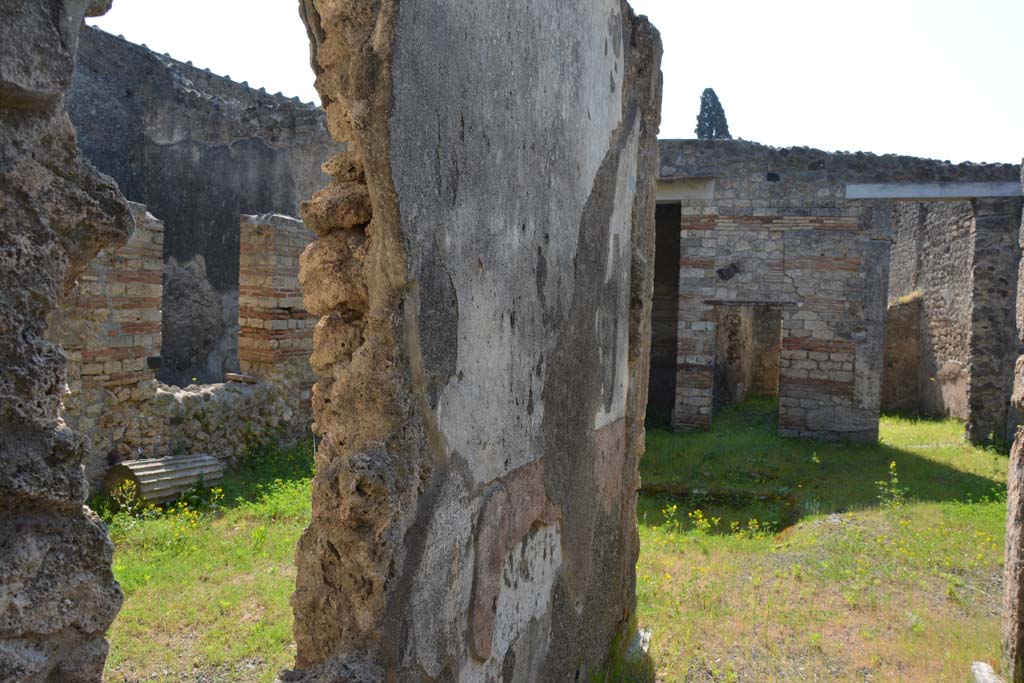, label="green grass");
[99,400,1009,682]
[98,441,314,683]
[636,399,1008,682]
